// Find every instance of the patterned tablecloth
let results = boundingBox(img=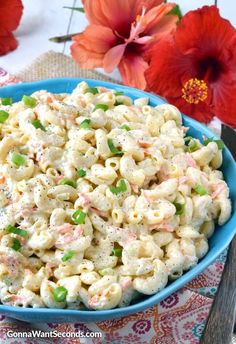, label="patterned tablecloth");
[0,67,228,344]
